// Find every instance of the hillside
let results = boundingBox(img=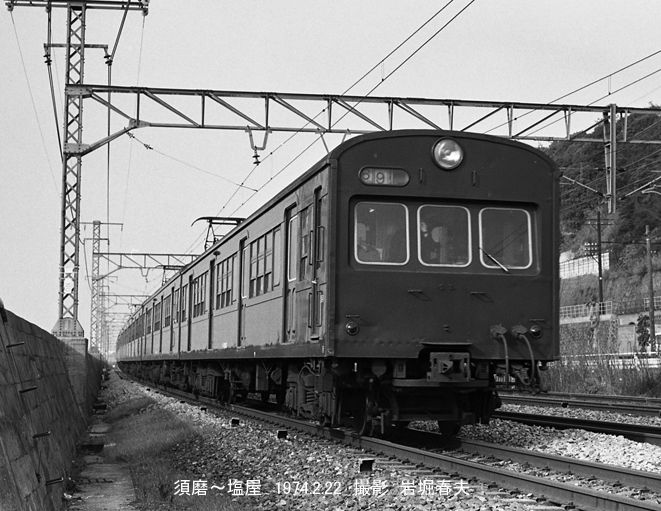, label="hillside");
[544,107,661,306]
